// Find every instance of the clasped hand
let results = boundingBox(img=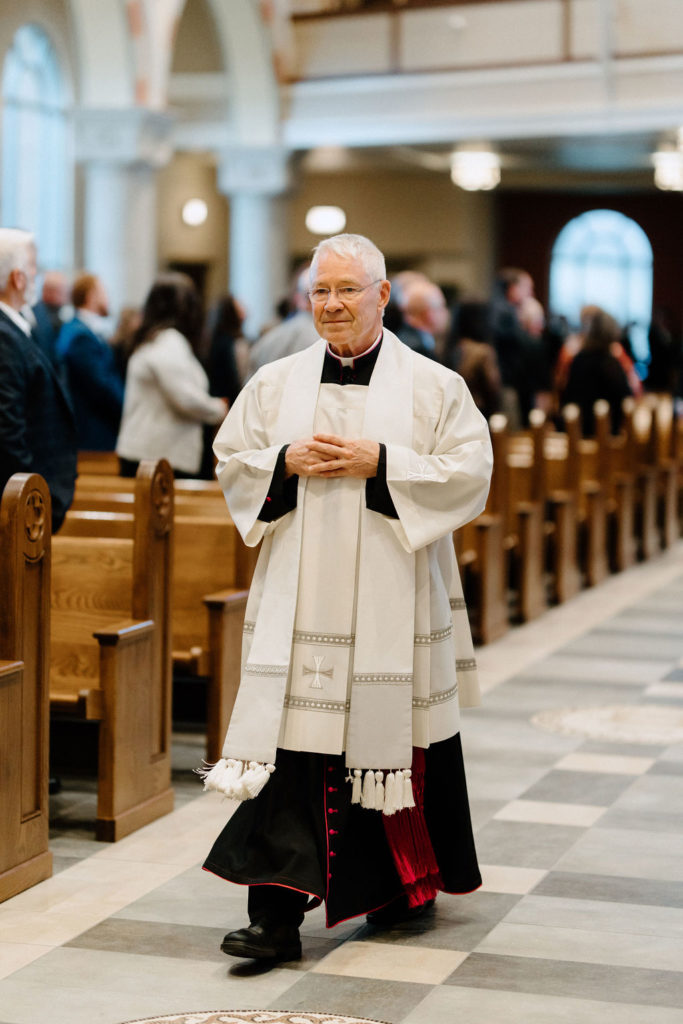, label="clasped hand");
[285,433,380,479]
